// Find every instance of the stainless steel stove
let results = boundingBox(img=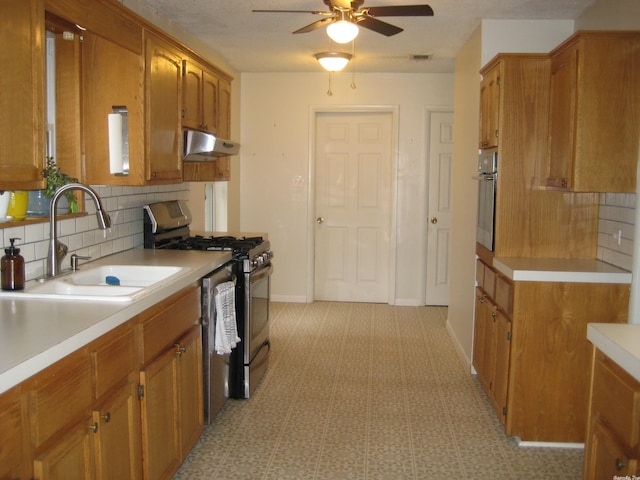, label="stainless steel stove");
[143,200,273,415]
